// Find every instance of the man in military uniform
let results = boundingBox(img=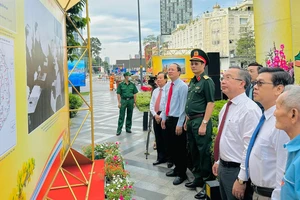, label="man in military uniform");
[116,72,138,136]
[184,49,215,199]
